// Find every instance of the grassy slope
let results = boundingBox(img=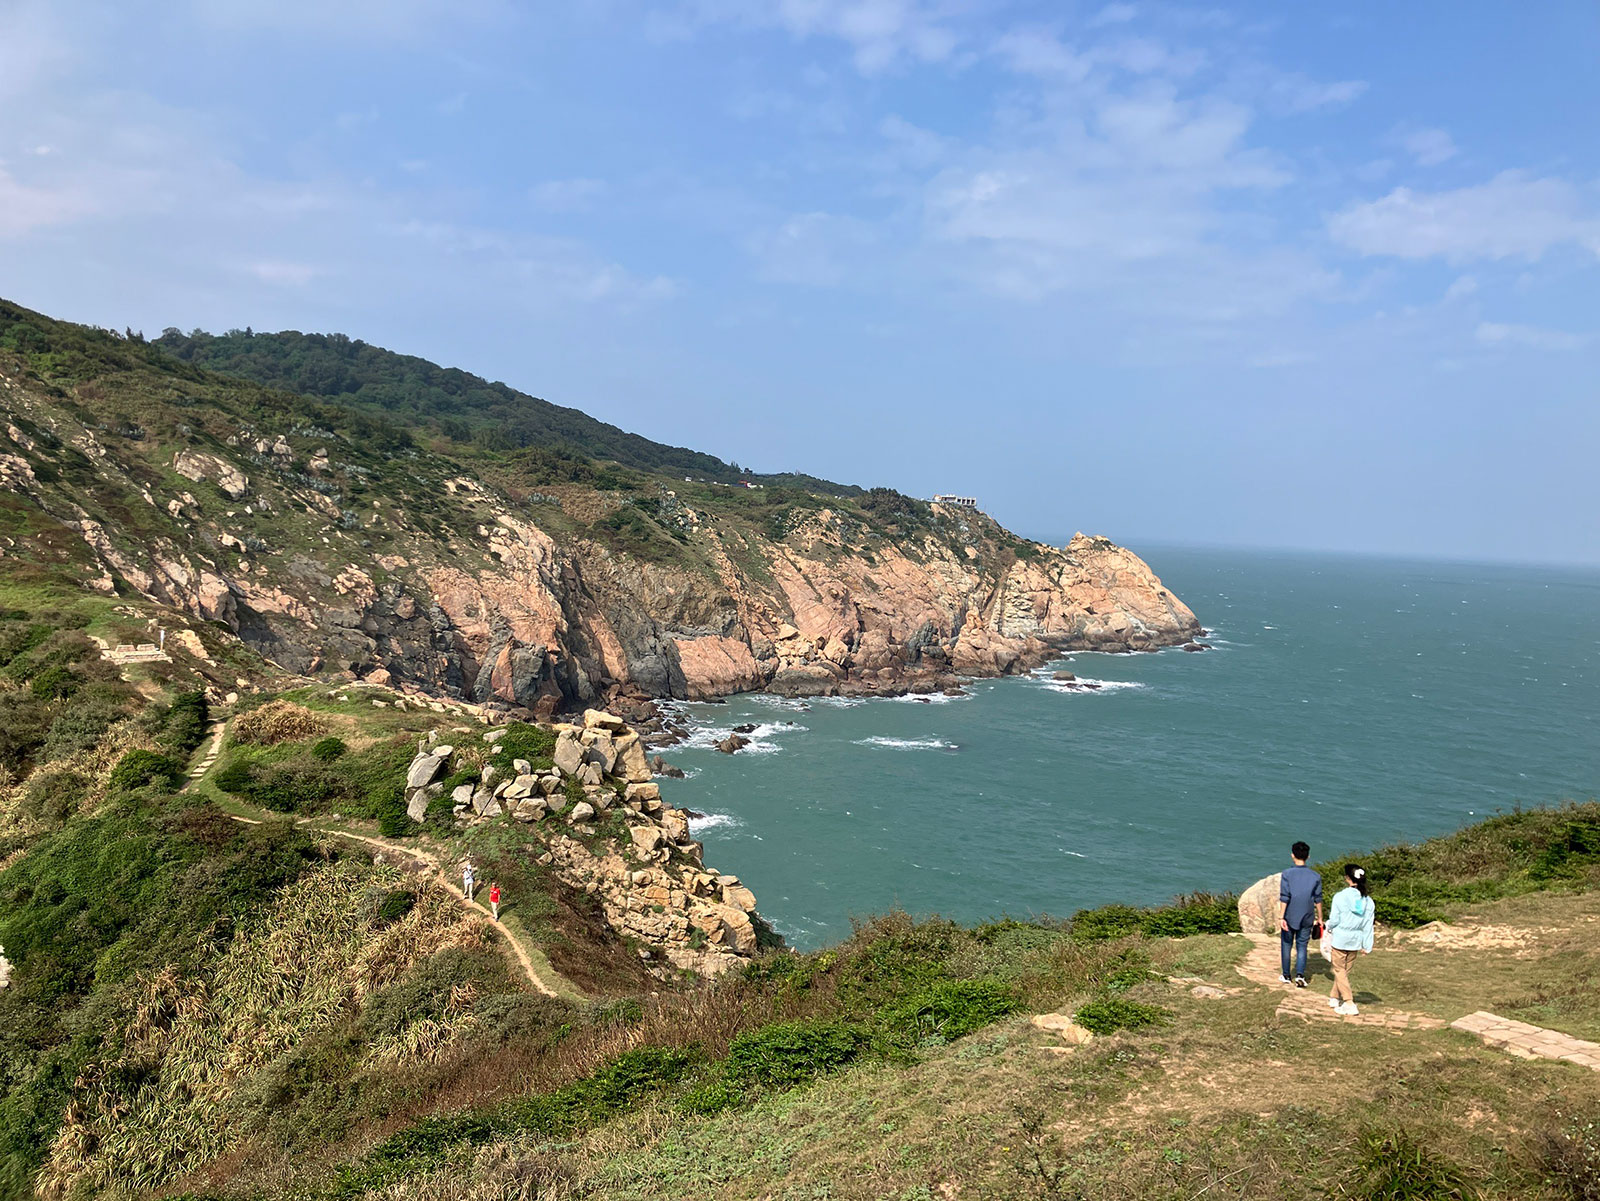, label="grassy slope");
[142,802,1600,1201]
